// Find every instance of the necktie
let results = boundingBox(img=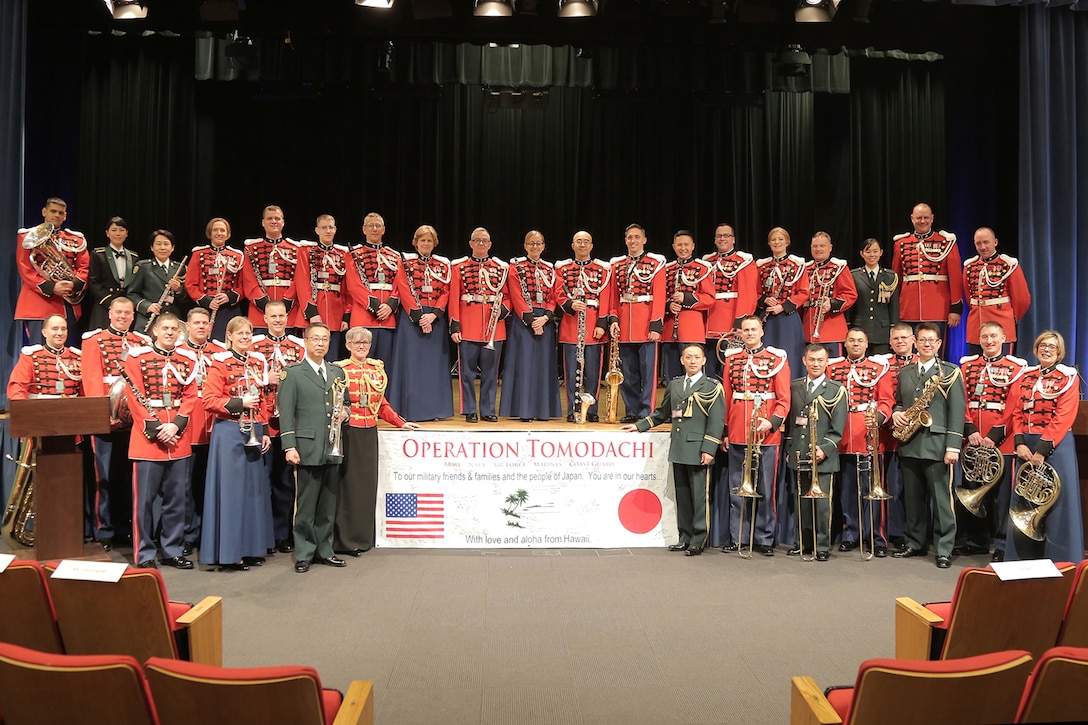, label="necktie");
[319,366,326,382]
[869,270,876,284]
[684,377,692,392]
[807,380,815,397]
